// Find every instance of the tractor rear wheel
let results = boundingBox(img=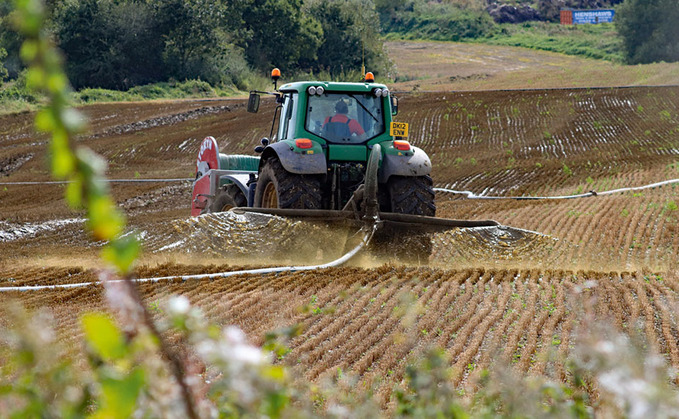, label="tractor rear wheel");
[254,158,322,209]
[205,184,247,213]
[387,175,436,216]
[381,175,436,264]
